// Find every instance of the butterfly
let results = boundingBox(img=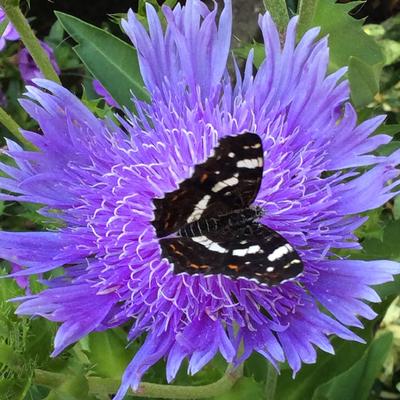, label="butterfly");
[152,132,303,286]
